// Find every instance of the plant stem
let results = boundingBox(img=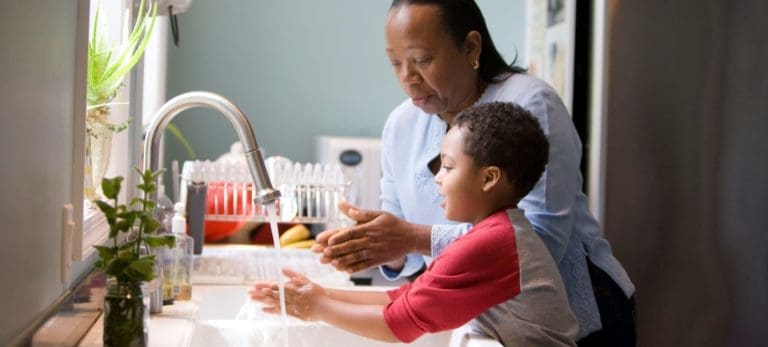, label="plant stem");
[136,183,148,257]
[113,196,119,255]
